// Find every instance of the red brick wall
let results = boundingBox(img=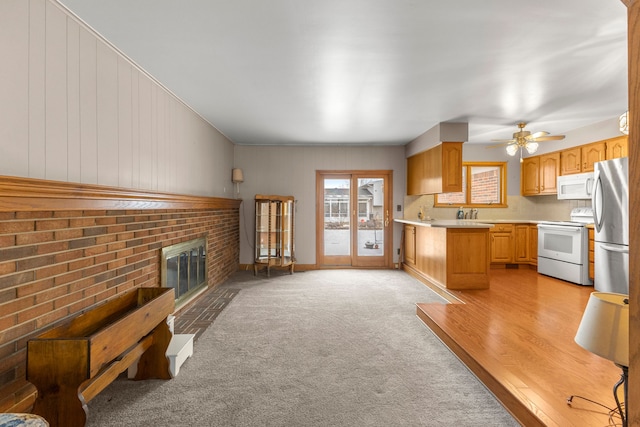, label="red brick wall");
[0,207,239,411]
